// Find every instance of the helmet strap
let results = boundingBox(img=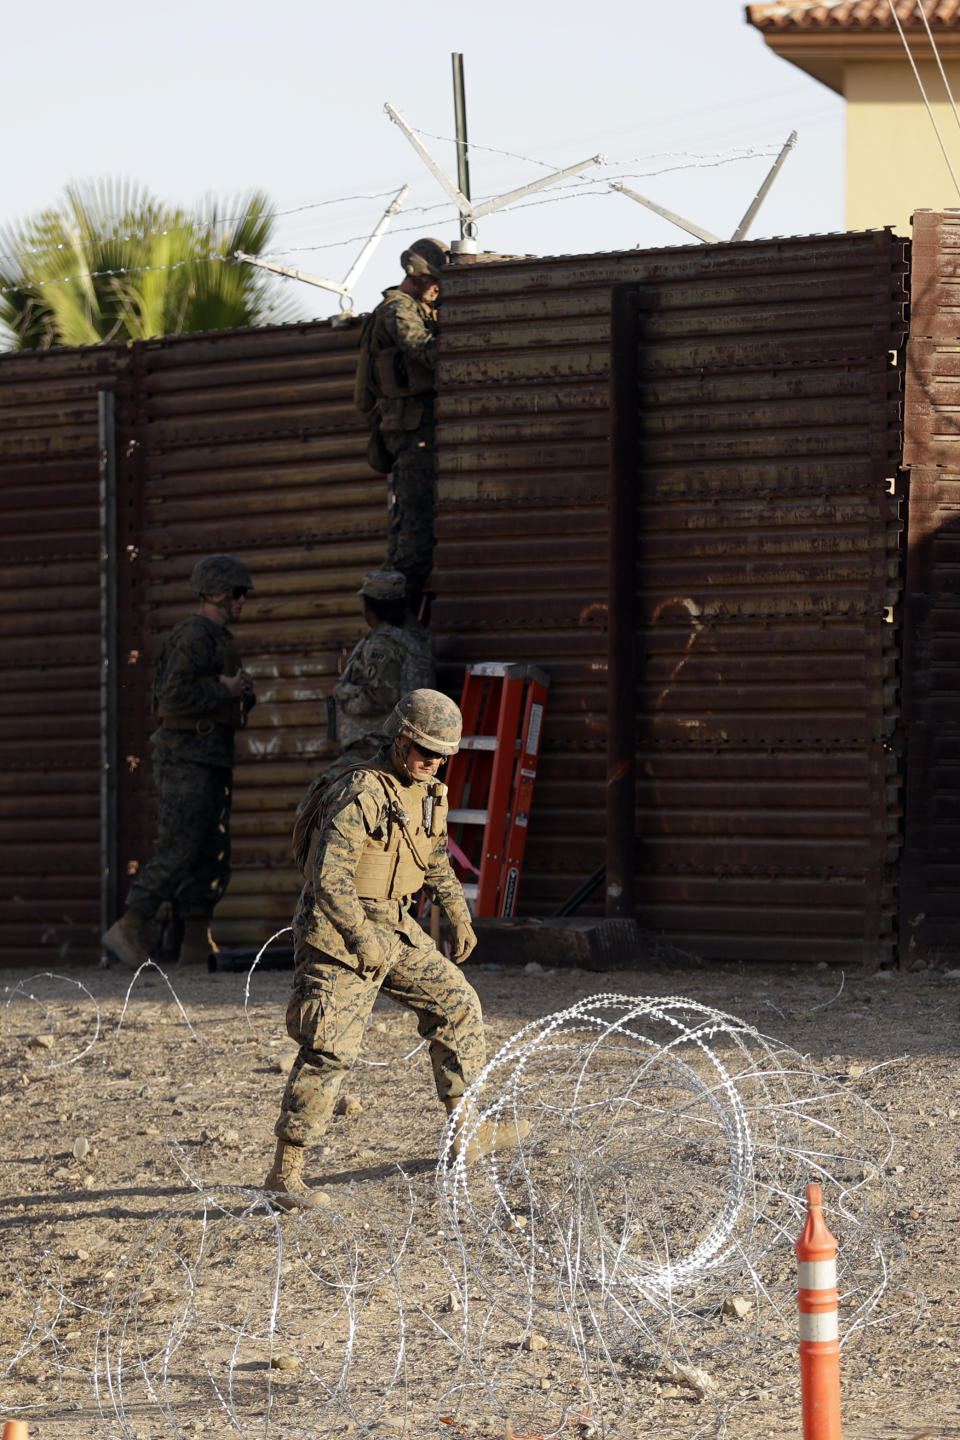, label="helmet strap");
[391,735,415,782]
[198,592,232,624]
